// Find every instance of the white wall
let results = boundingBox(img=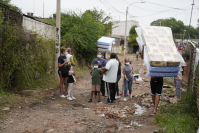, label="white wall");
[111,20,139,37]
[22,16,56,40]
